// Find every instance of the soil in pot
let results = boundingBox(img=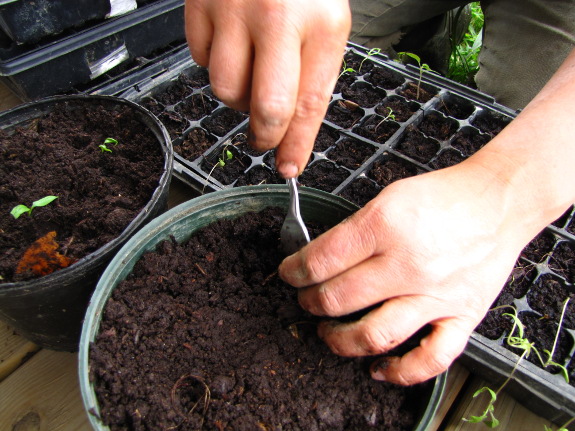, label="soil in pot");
[90,207,436,431]
[0,99,165,284]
